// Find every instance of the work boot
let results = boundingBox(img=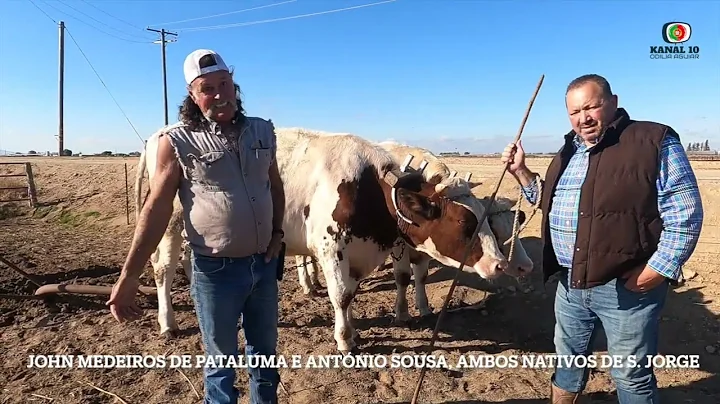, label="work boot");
[550,382,584,403]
